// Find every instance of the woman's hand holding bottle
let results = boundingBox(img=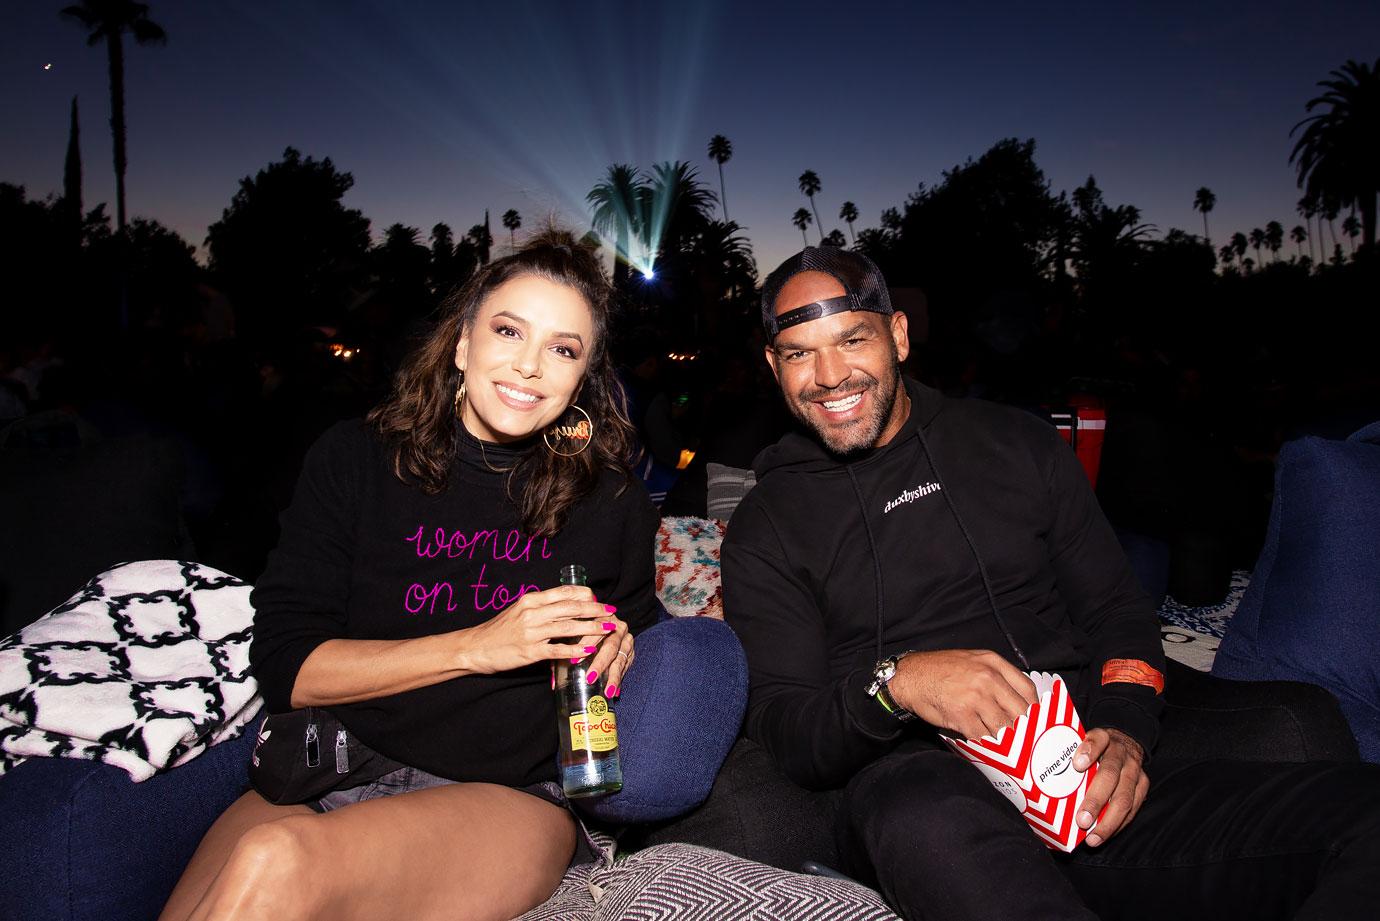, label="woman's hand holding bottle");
[456,584,630,680]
